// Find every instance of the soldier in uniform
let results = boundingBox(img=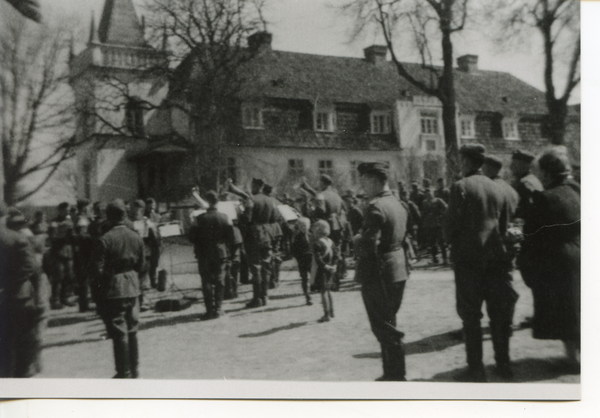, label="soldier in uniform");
[434,178,450,203]
[47,202,76,309]
[191,191,234,319]
[130,200,157,310]
[420,188,448,265]
[444,144,519,382]
[92,199,145,378]
[483,156,519,215]
[73,199,94,312]
[302,175,345,290]
[232,178,278,308]
[355,162,410,381]
[145,198,162,288]
[0,203,44,377]
[263,184,283,289]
